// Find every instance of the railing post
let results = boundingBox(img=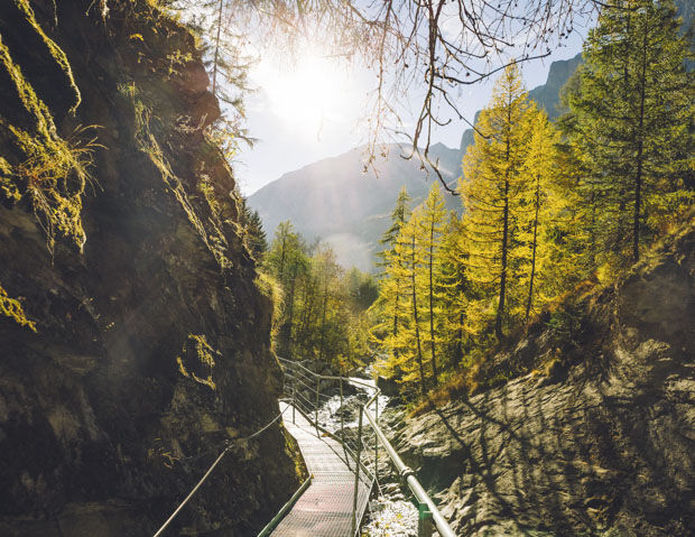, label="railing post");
[340,374,351,470]
[351,406,364,536]
[315,376,320,435]
[418,502,434,537]
[374,396,379,479]
[291,372,296,424]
